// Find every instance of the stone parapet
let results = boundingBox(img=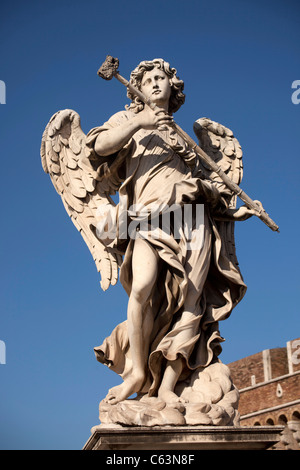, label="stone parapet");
[83,424,284,451]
